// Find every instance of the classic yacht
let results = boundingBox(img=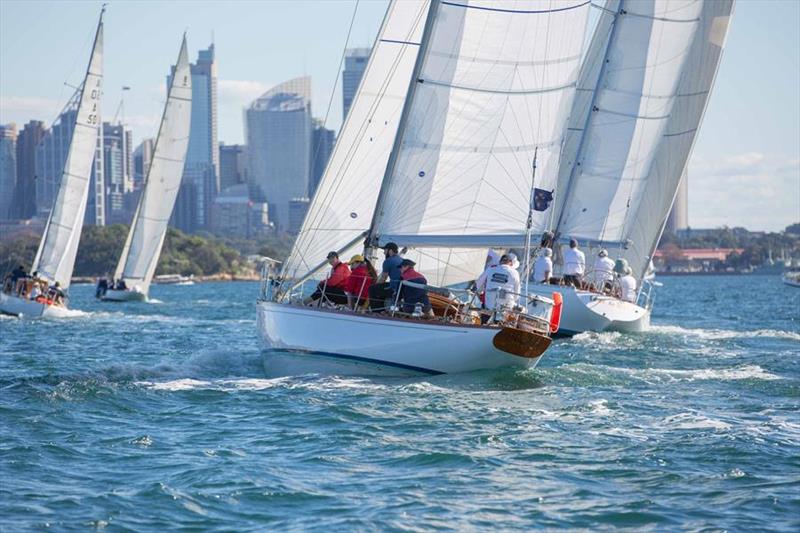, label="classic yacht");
[257,0,592,375]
